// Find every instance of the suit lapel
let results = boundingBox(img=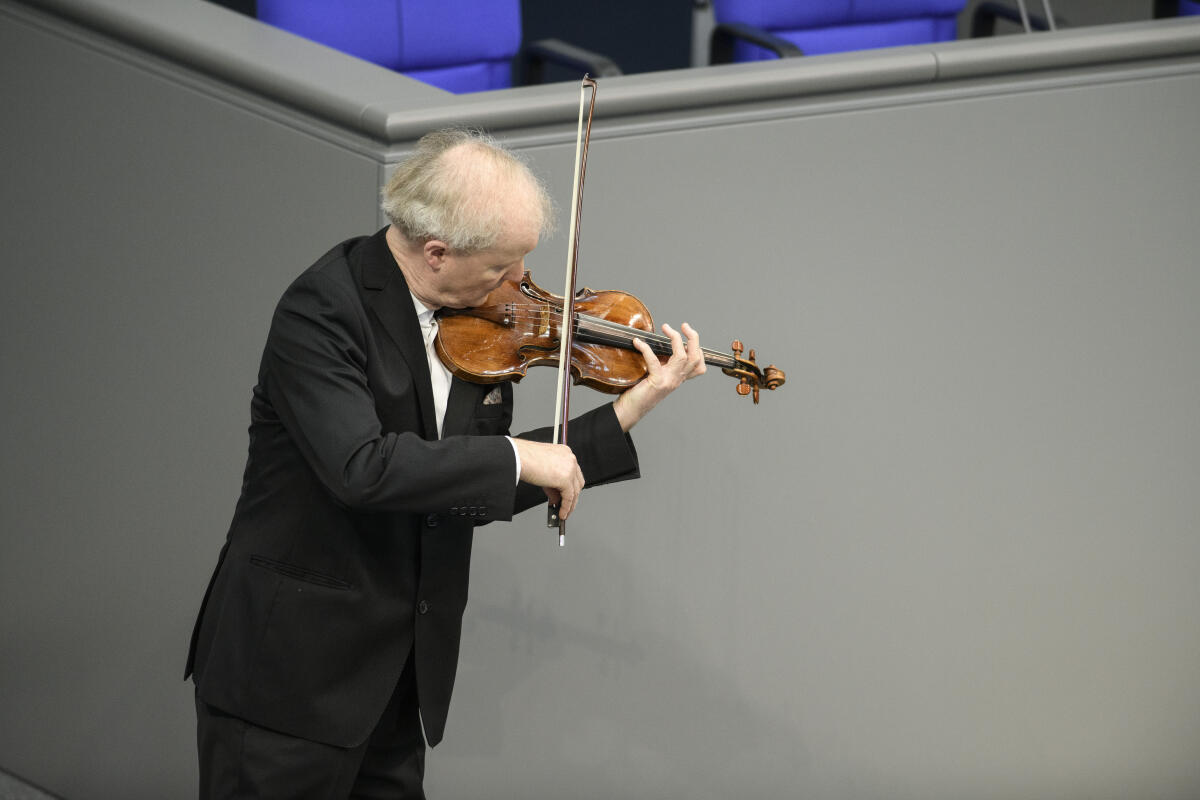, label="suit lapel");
[357,229,439,441]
